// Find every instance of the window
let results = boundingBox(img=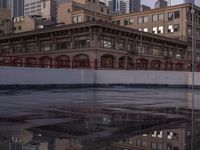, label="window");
[101,7,103,12]
[41,40,53,52]
[143,28,148,32]
[138,17,143,24]
[119,39,125,50]
[153,27,158,34]
[174,24,180,32]
[116,20,120,25]
[168,25,174,33]
[168,12,173,21]
[74,36,90,48]
[158,26,164,34]
[167,132,178,140]
[144,16,148,23]
[72,16,82,23]
[124,19,129,26]
[136,139,141,146]
[174,11,180,19]
[153,14,158,22]
[101,39,113,49]
[56,39,70,50]
[159,13,164,21]
[158,143,163,150]
[142,140,147,147]
[152,142,157,149]
[129,18,134,25]
[18,26,22,30]
[0,21,4,26]
[188,27,192,35]
[77,16,82,22]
